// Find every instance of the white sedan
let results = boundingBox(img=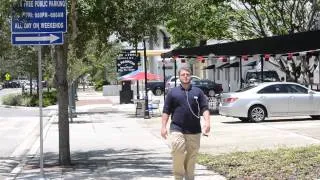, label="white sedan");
[23,82,37,91]
[219,82,320,122]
